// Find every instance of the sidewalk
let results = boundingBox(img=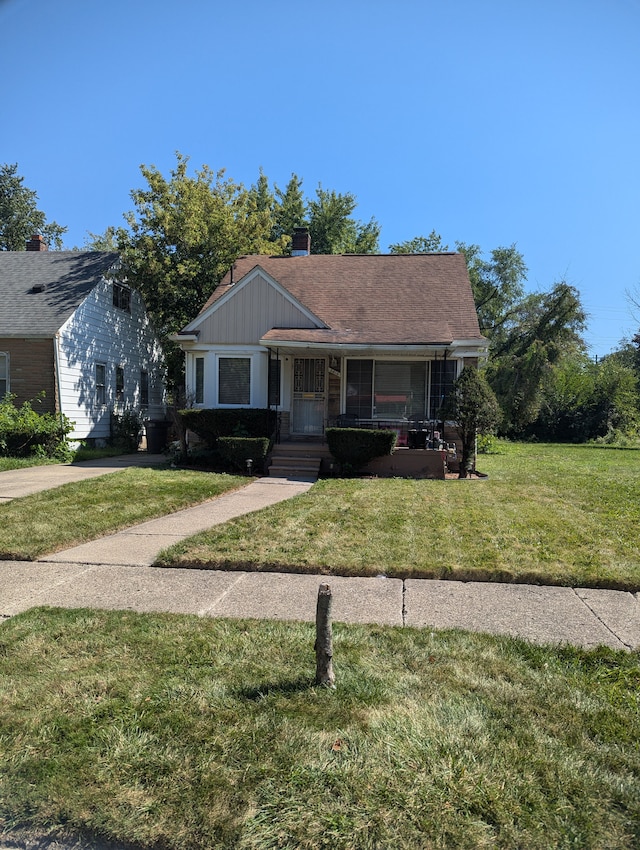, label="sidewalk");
[1,459,639,650]
[0,453,167,502]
